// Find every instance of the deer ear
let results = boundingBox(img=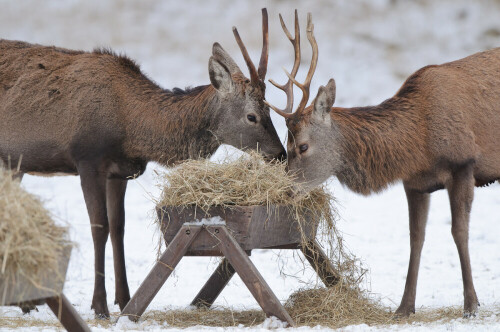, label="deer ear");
[209,56,234,93]
[212,43,243,75]
[313,79,336,123]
